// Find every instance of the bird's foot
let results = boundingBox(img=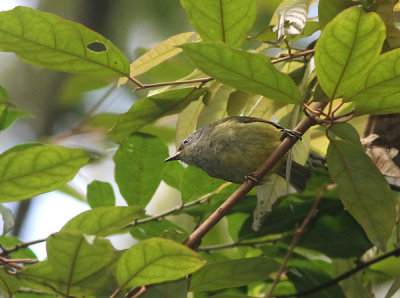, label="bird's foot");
[245,172,259,184]
[280,129,302,141]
